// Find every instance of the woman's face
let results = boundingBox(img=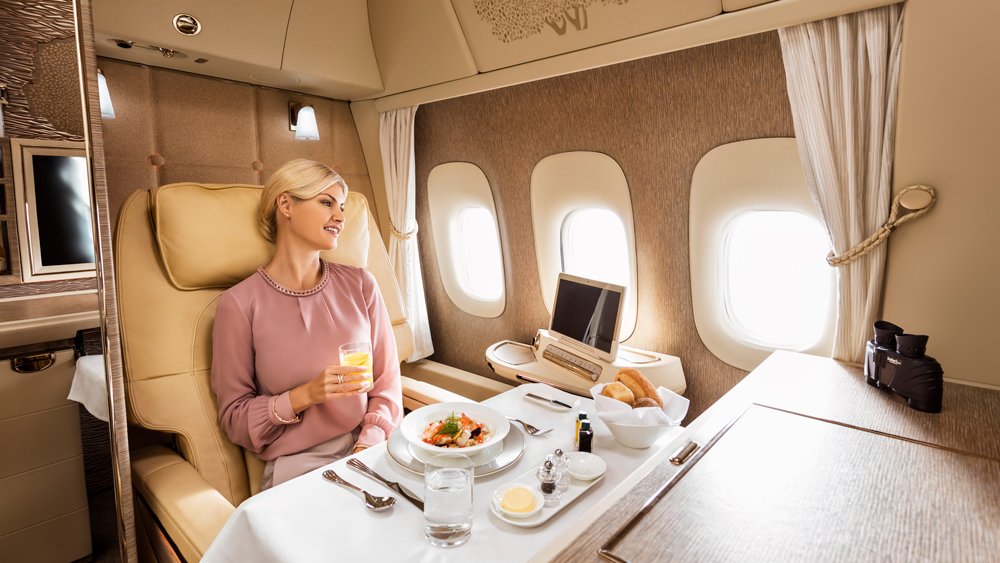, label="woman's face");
[281,182,347,251]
